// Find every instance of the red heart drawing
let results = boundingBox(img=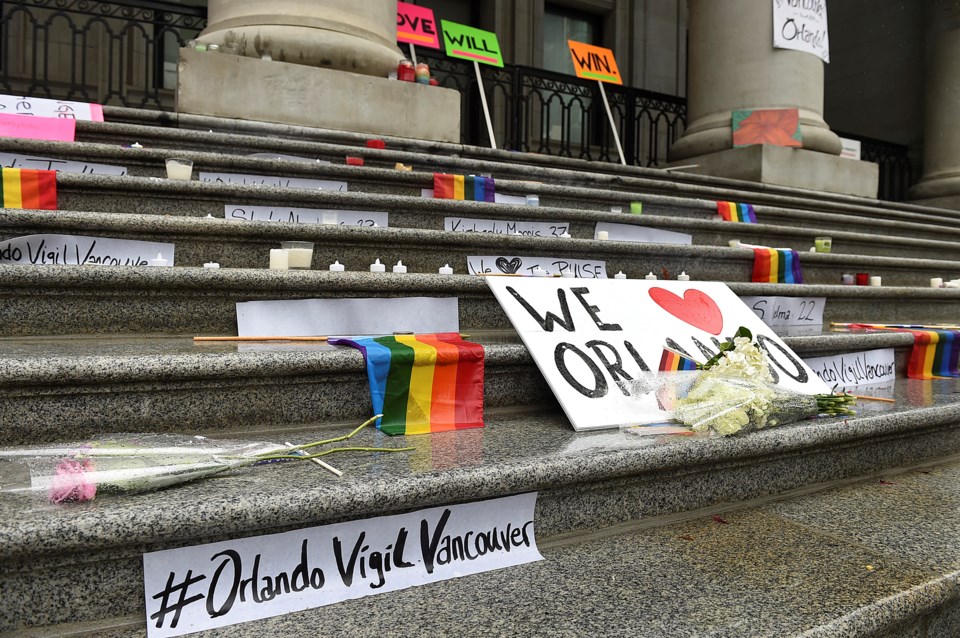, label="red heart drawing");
[648,288,724,335]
